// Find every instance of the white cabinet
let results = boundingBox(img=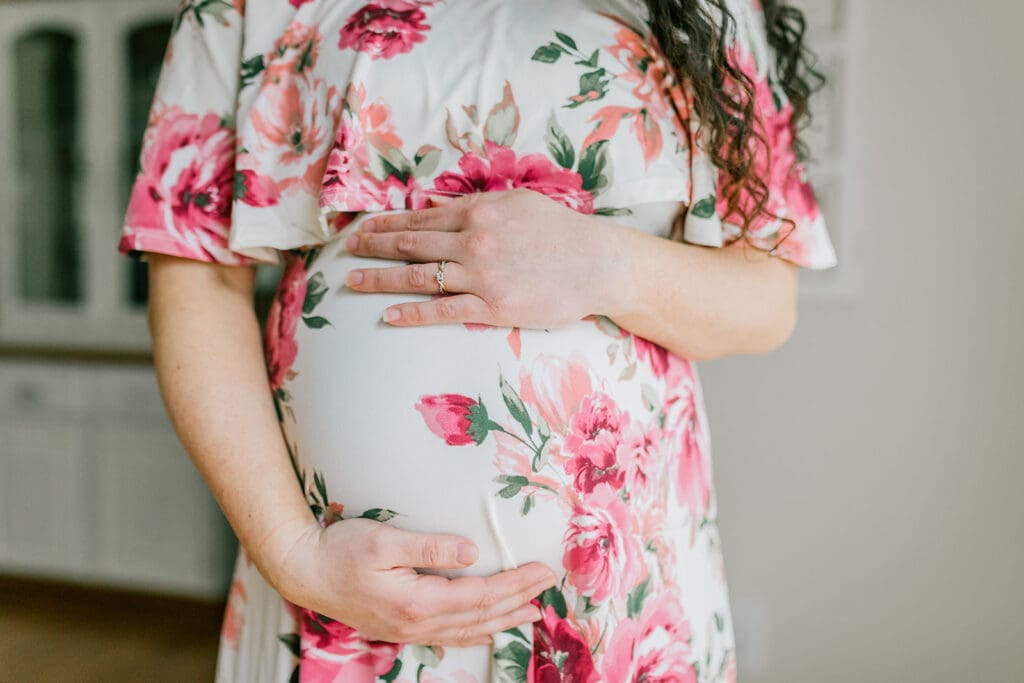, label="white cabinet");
[0,360,237,599]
